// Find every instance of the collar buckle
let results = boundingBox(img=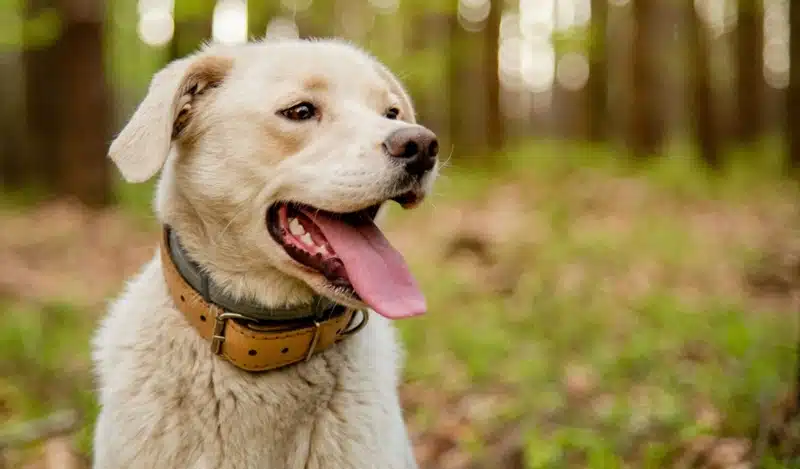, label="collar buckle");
[304,321,322,362]
[211,310,249,355]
